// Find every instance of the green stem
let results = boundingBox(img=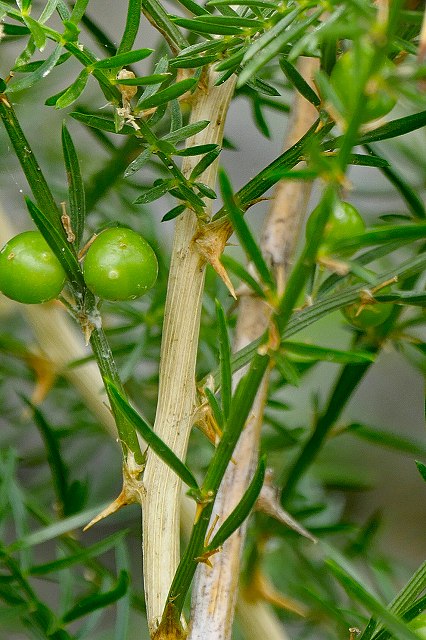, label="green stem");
[89,319,144,466]
[275,185,337,333]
